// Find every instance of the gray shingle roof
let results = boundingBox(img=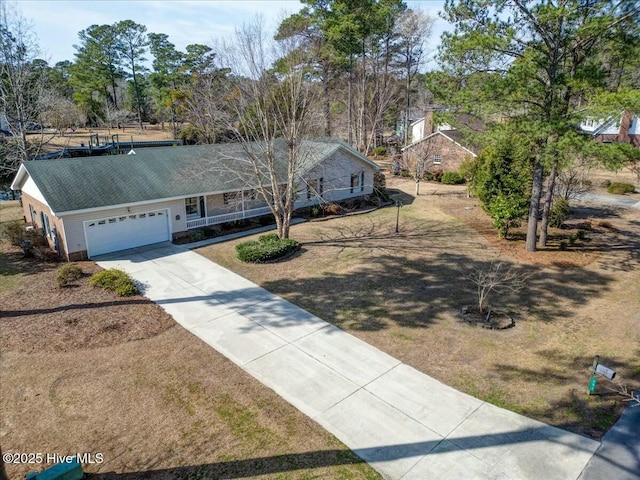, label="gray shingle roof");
[20,138,376,214]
